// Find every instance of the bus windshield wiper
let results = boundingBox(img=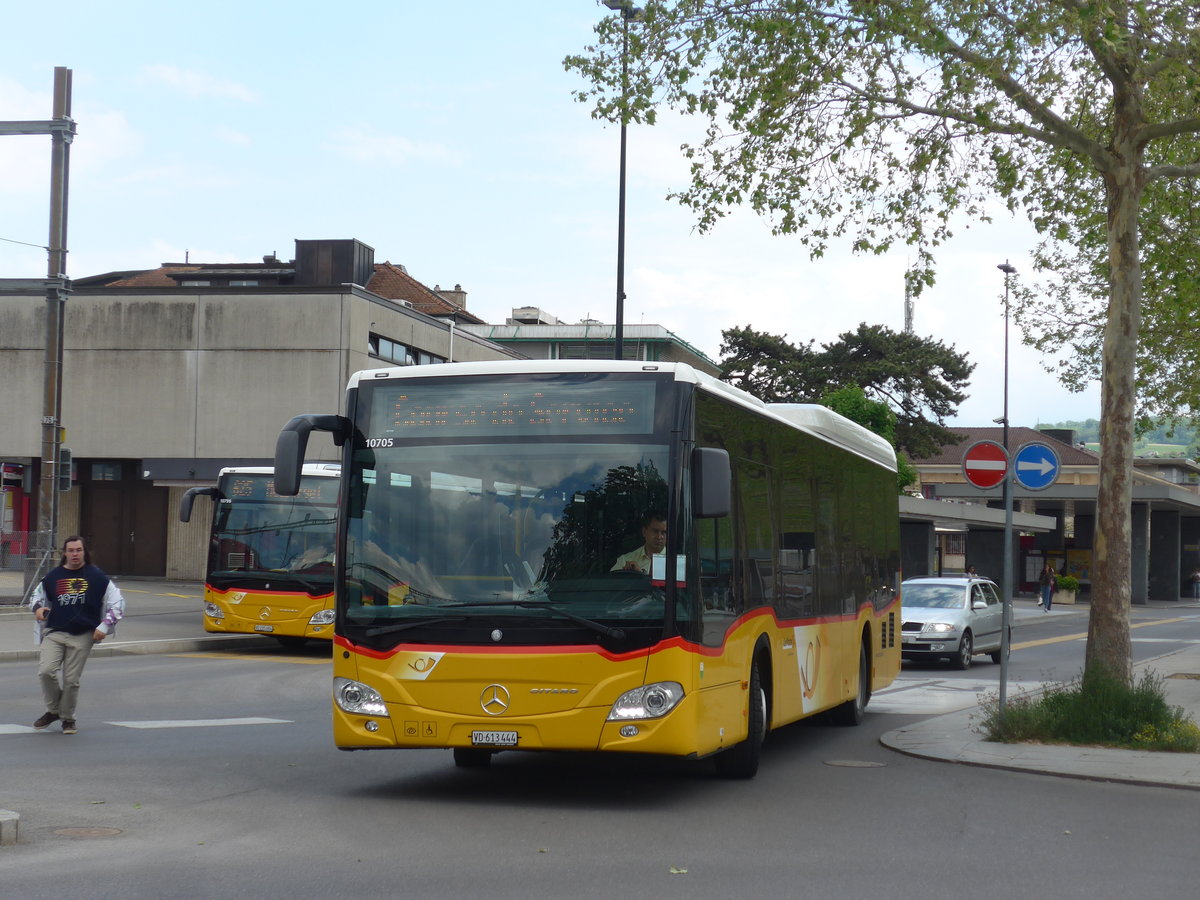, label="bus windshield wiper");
[363,616,468,638]
[442,600,625,641]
